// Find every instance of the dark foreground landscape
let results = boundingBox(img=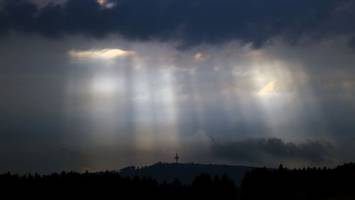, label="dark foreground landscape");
[1,163,355,200]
